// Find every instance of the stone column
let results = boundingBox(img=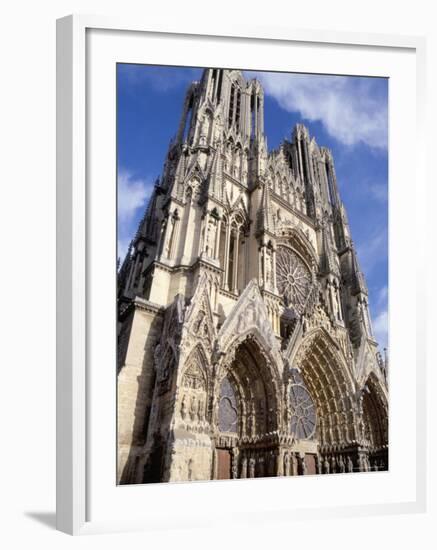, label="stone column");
[170,214,180,259]
[214,218,221,259]
[223,224,231,290]
[232,232,239,293]
[262,245,267,288]
[131,253,141,288]
[124,259,135,293]
[297,138,304,182]
[272,246,277,293]
[156,218,167,259]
